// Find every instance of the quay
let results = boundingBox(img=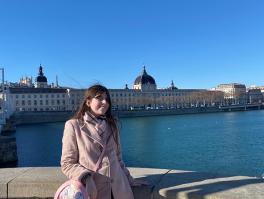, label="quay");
[0,167,263,199]
[2,104,263,127]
